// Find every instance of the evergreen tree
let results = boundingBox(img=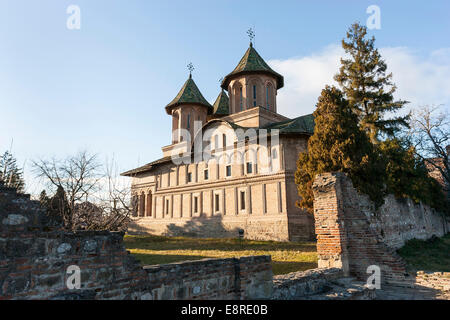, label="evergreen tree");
[380,138,448,214]
[295,86,386,212]
[0,151,25,193]
[335,22,408,142]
